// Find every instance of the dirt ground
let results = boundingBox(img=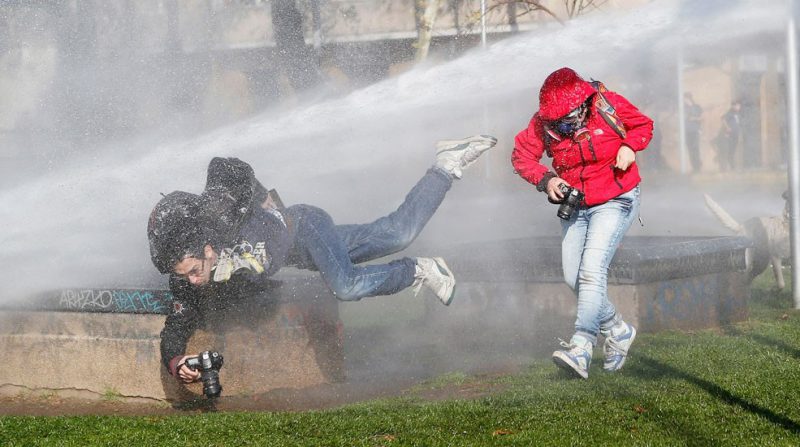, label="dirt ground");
[0,369,513,417]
